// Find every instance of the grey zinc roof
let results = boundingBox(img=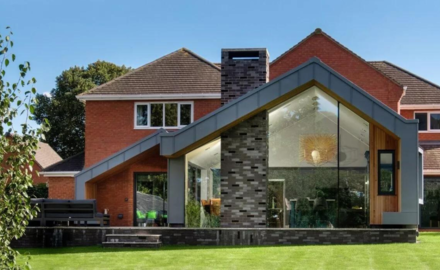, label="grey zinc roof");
[160,57,418,156]
[369,61,440,105]
[78,48,220,96]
